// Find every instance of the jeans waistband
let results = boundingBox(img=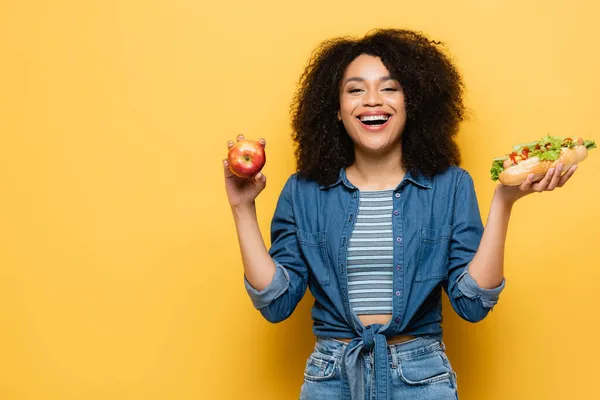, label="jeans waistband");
[315,335,445,361]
